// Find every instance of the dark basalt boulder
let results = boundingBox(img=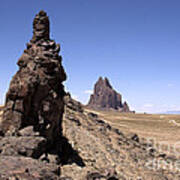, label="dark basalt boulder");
[0,156,60,180]
[0,136,47,158]
[87,77,131,112]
